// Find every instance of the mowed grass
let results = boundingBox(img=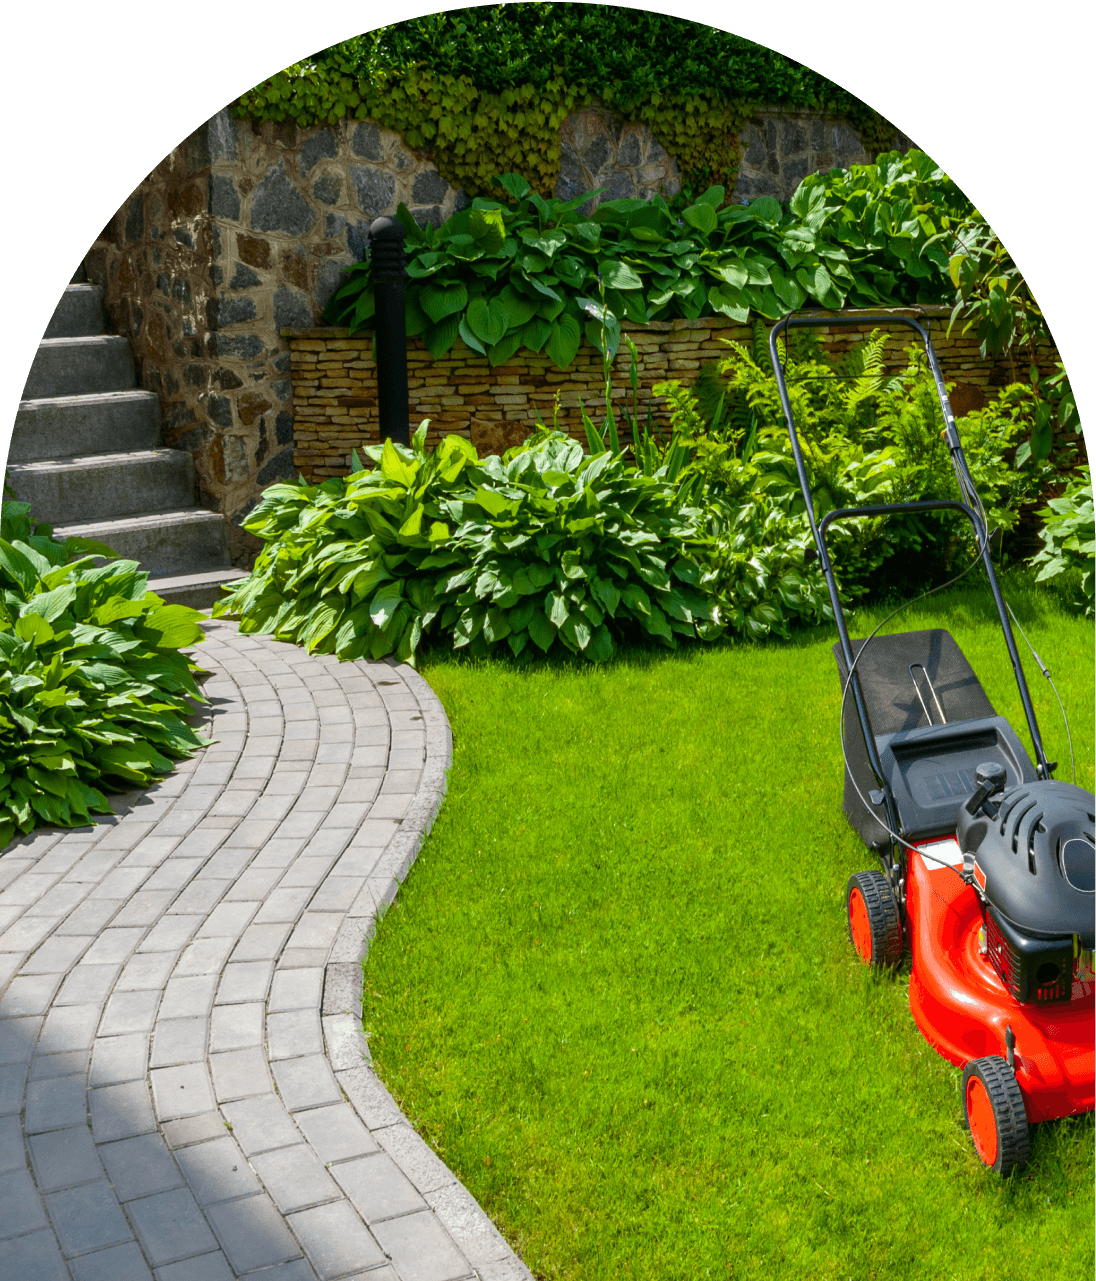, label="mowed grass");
[362,573,1094,1281]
